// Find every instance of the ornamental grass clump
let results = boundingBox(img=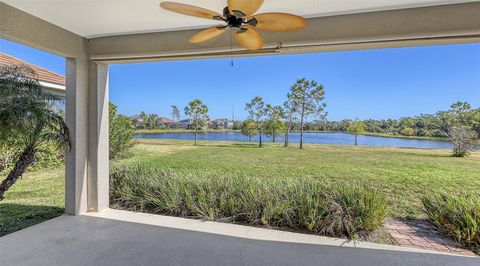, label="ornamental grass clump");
[422,193,480,254]
[110,165,388,238]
